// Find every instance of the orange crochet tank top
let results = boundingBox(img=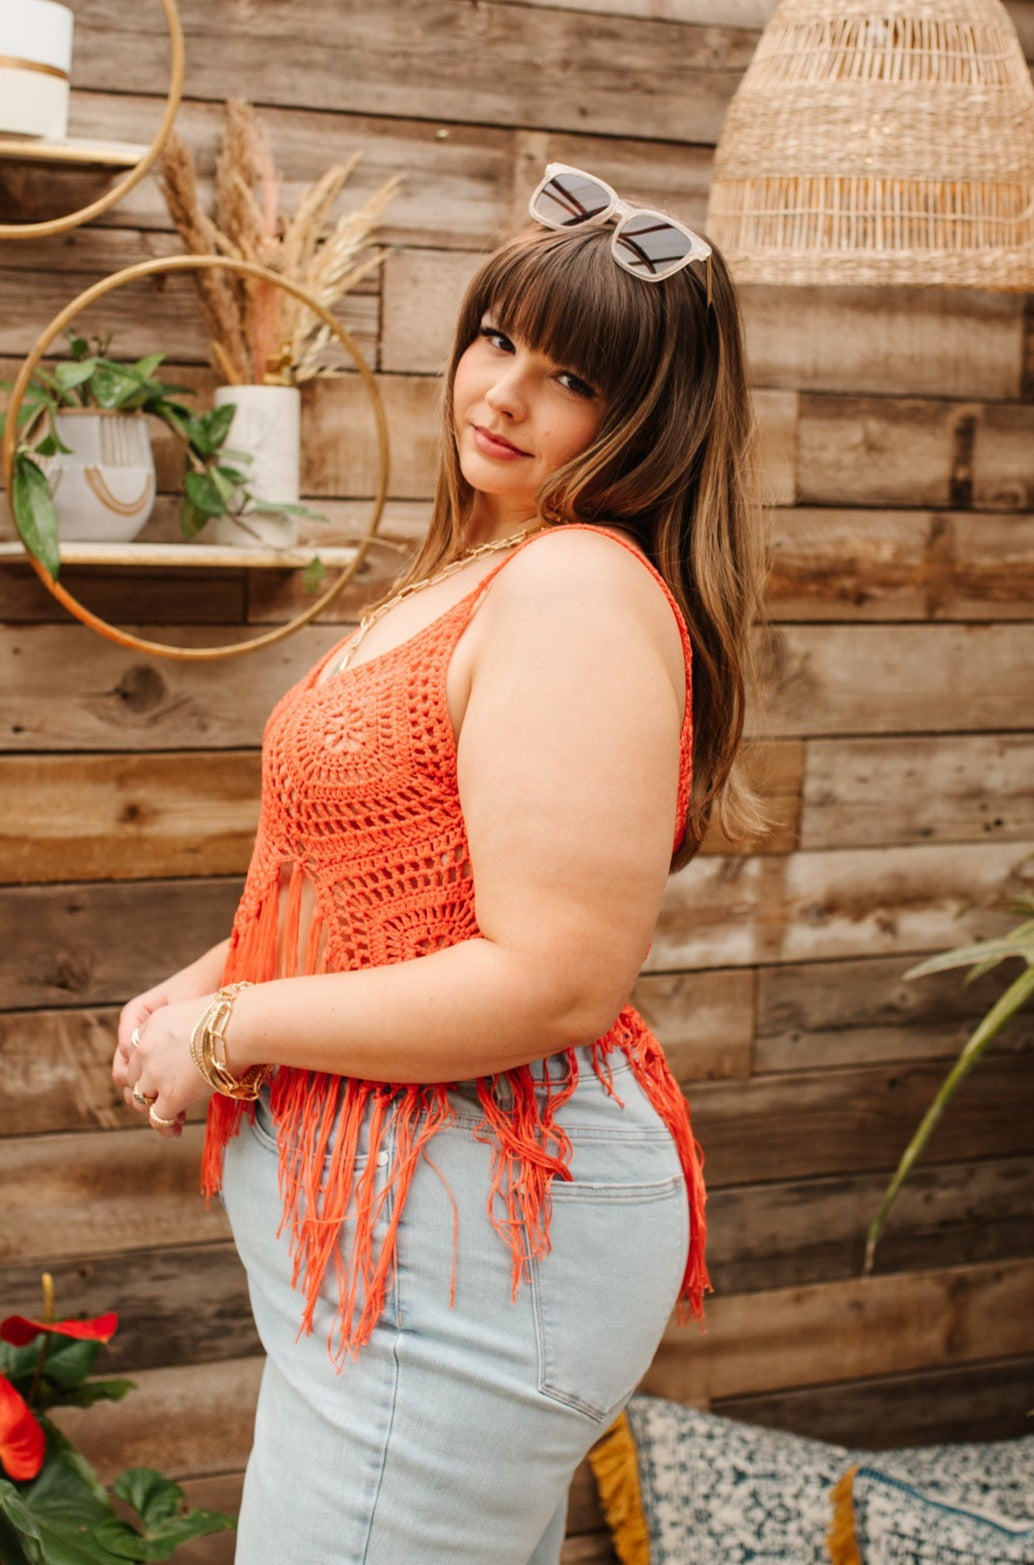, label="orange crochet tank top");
[201,527,711,1362]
